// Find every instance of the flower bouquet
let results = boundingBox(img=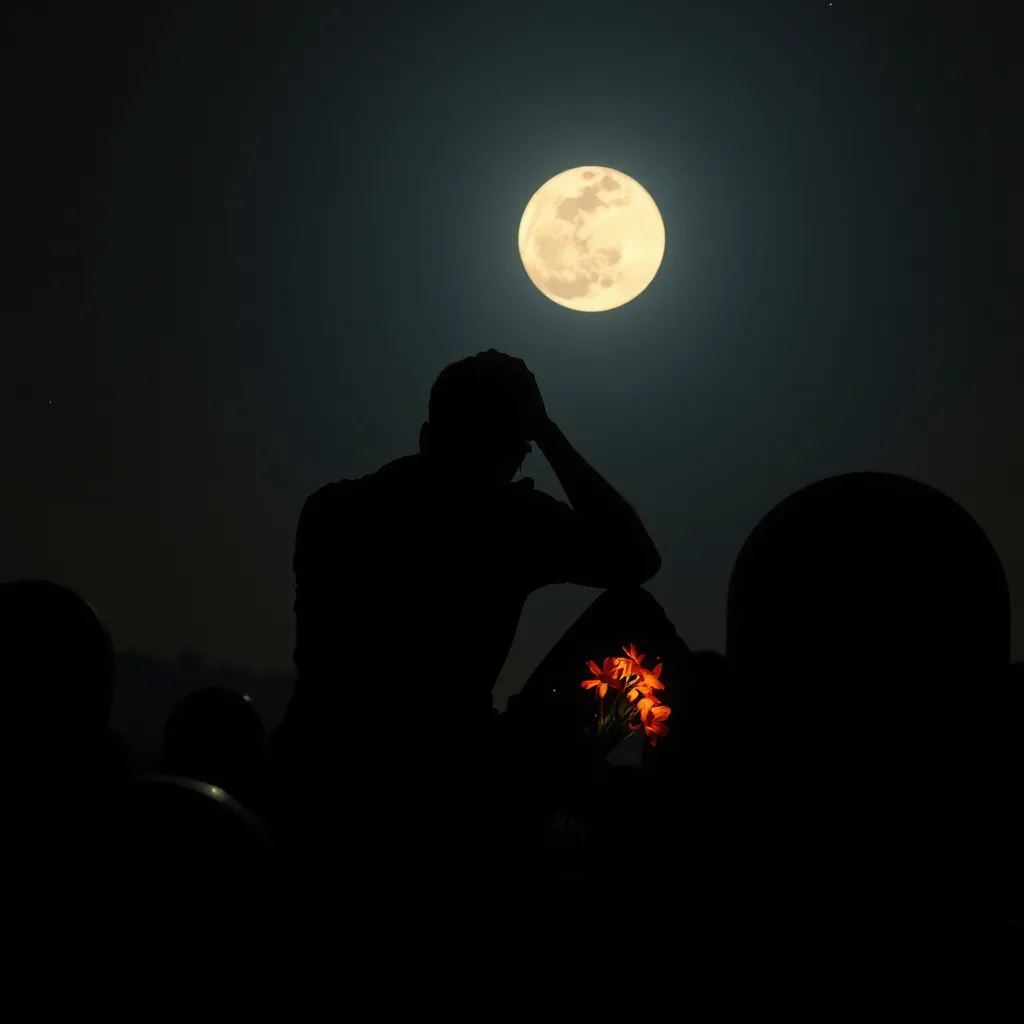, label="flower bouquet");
[582,643,672,752]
